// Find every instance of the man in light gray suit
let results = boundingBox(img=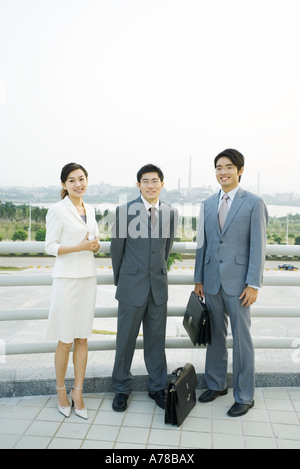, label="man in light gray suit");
[194,149,268,417]
[111,164,178,412]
